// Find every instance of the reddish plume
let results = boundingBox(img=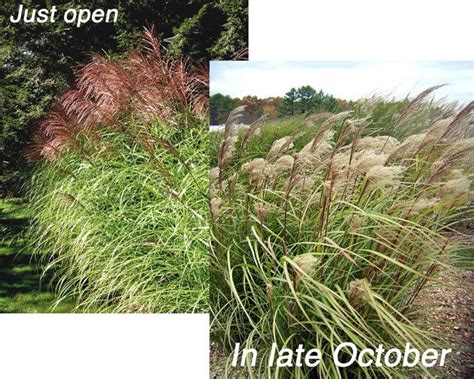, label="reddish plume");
[28,27,209,161]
